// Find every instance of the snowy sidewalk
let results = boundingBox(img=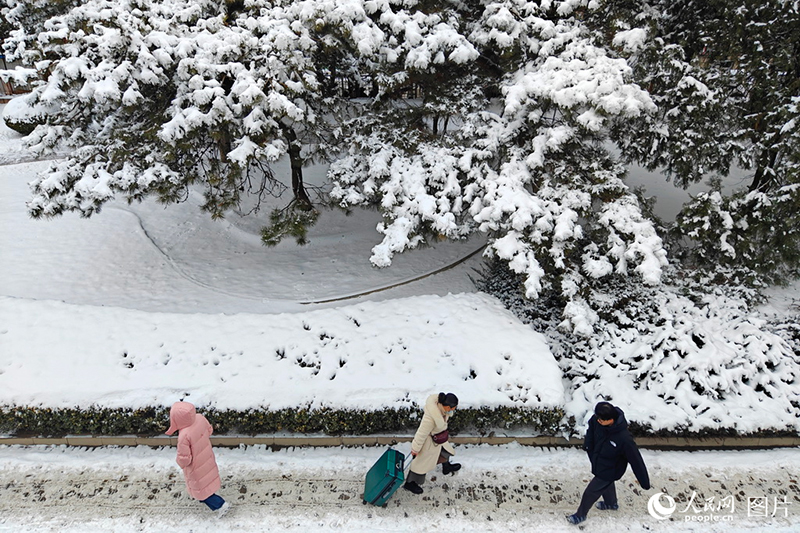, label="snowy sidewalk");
[1,445,798,532]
